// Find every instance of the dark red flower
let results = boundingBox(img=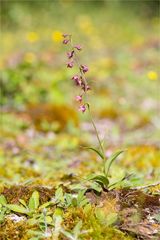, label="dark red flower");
[79,105,86,113]
[67,50,74,59]
[67,61,74,68]
[81,65,88,73]
[72,75,82,86]
[63,39,69,44]
[75,95,82,102]
[74,45,82,51]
